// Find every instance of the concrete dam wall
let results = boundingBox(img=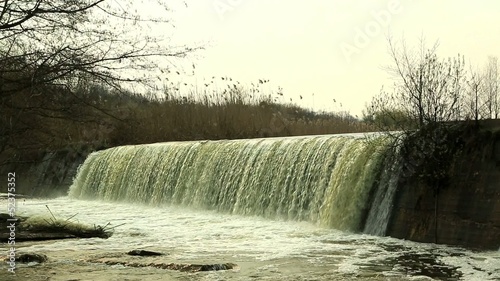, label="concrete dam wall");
[3,128,499,250]
[387,128,500,250]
